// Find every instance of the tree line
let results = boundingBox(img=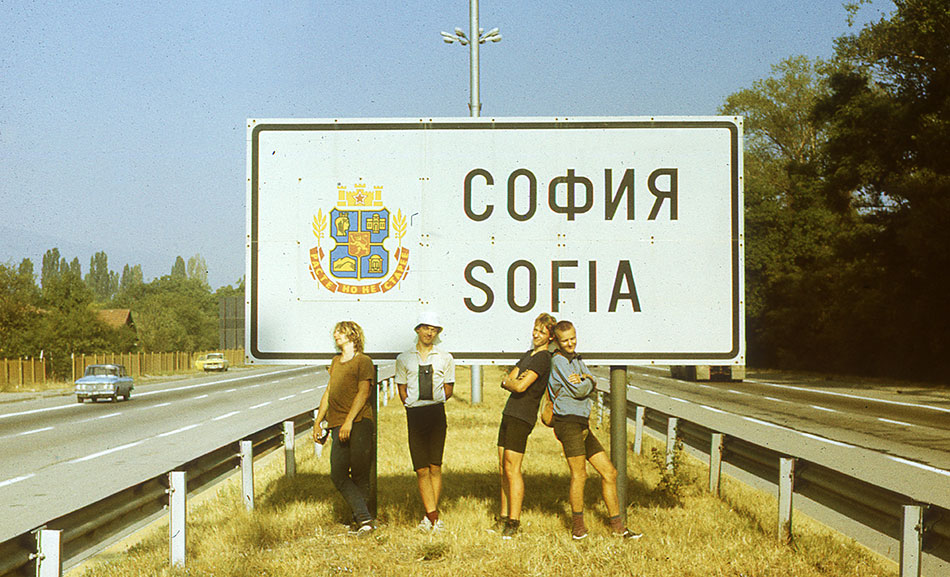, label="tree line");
[723,0,949,381]
[0,249,242,378]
